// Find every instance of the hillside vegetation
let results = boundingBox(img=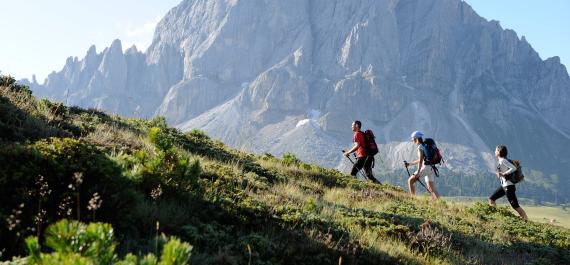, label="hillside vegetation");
[1,75,569,264]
